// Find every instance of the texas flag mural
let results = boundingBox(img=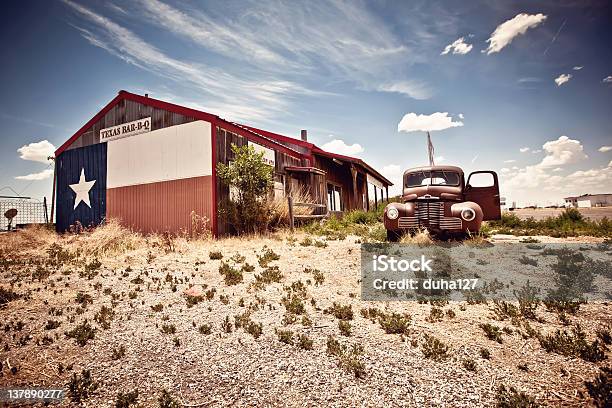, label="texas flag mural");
[55,120,213,233]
